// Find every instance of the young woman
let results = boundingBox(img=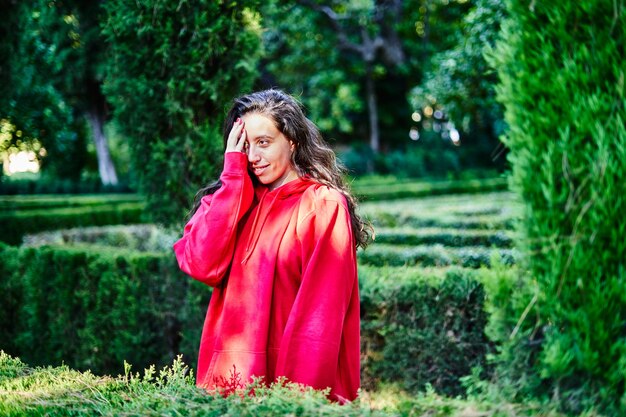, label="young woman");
[173,89,370,402]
